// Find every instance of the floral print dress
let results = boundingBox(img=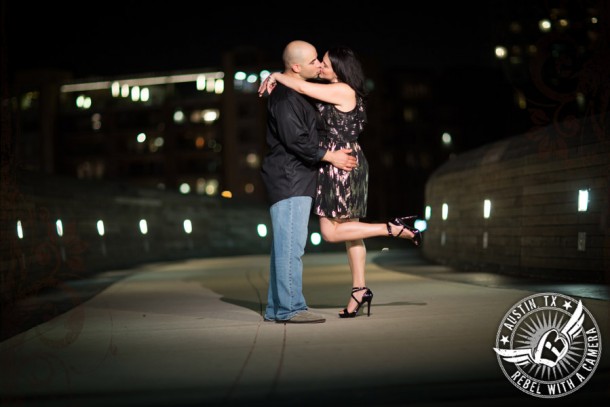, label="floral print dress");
[314,97,368,219]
